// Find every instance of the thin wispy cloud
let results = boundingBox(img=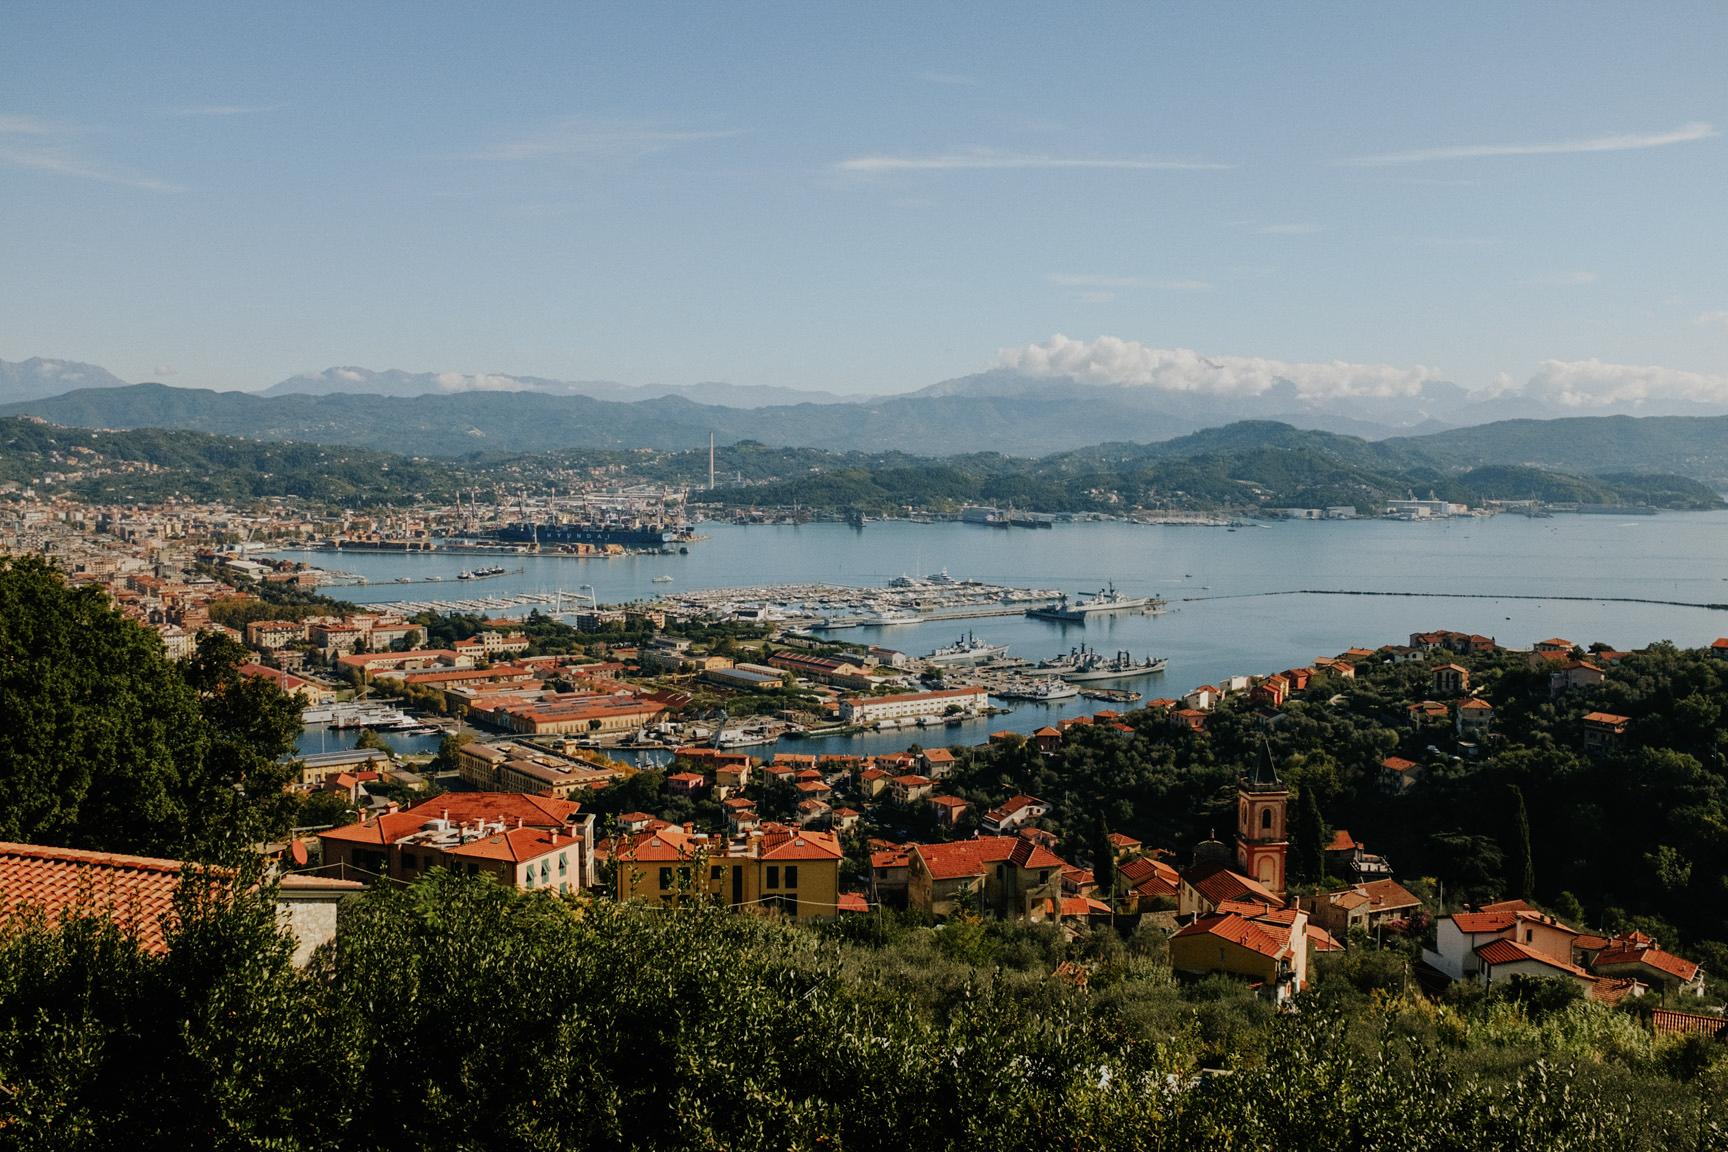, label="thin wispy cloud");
[1050,274,1144,288]
[1345,120,1716,166]
[0,113,64,135]
[0,112,180,191]
[921,71,977,86]
[1521,271,1597,286]
[836,147,1230,173]
[0,145,183,192]
[1694,310,1728,329]
[480,117,741,163]
[1050,274,1212,291]
[1256,223,1322,235]
[167,103,288,117]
